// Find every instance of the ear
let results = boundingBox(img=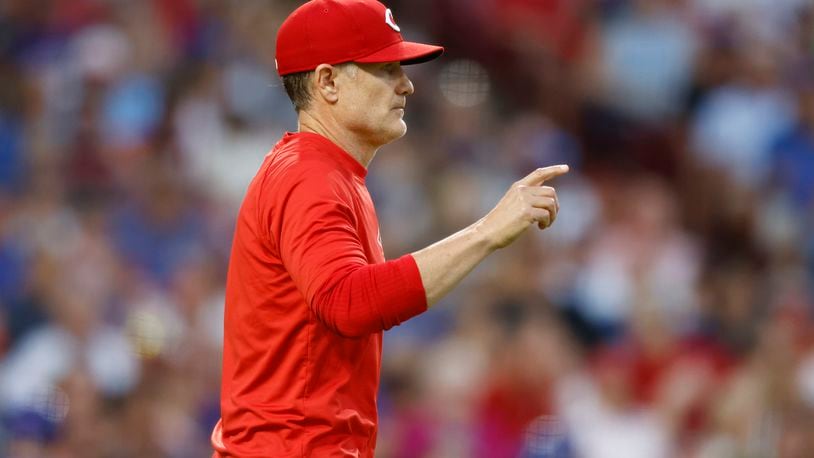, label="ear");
[314,64,340,105]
